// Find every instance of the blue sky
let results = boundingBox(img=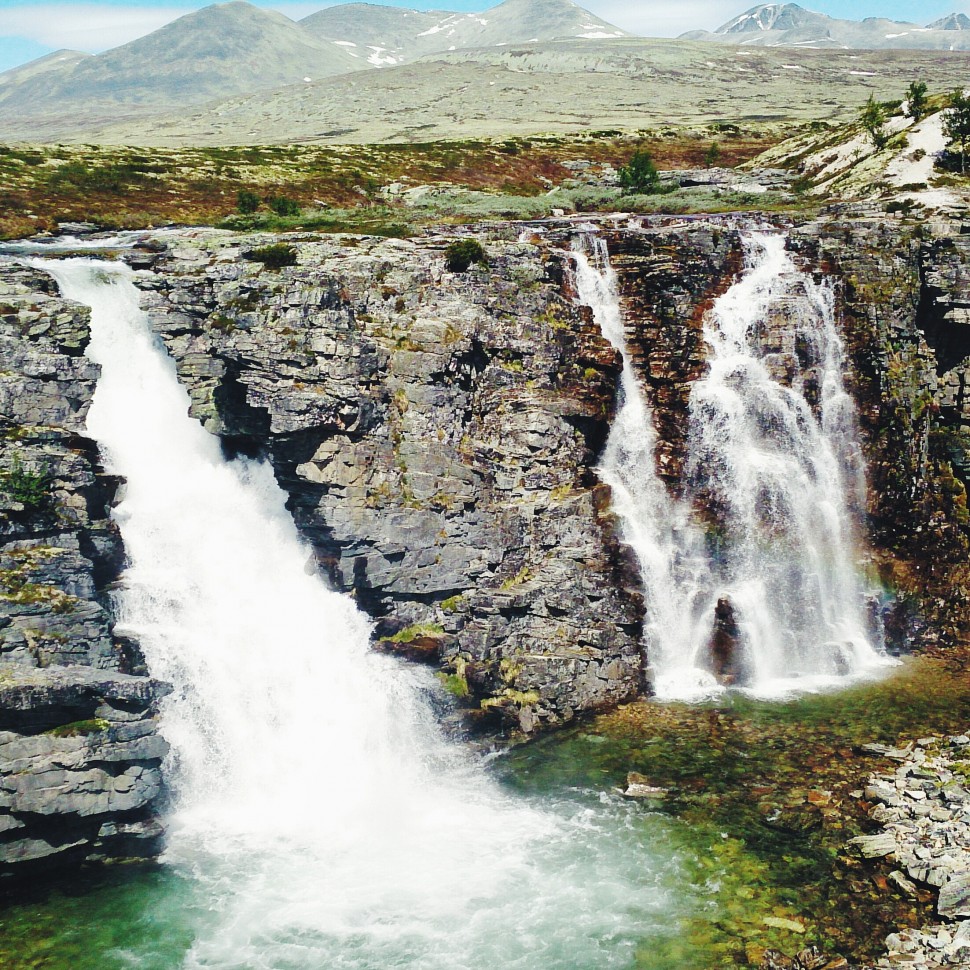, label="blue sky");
[0,0,967,71]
